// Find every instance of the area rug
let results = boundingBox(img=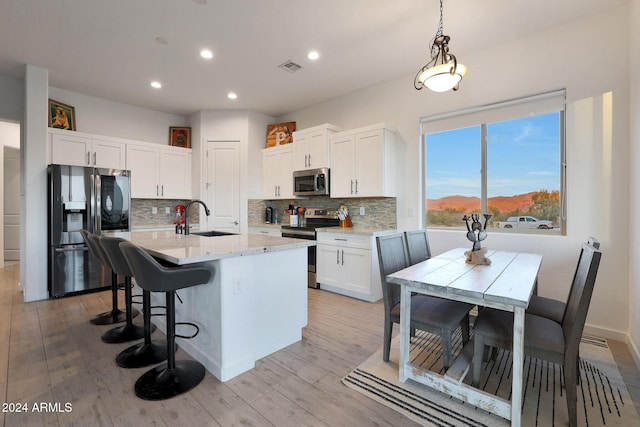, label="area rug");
[342,329,639,426]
